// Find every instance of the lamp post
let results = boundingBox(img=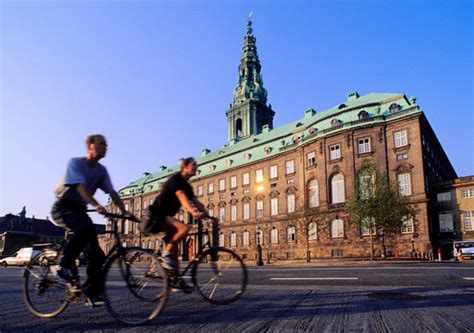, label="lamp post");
[255,224,263,266]
[411,237,415,259]
[266,243,271,264]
